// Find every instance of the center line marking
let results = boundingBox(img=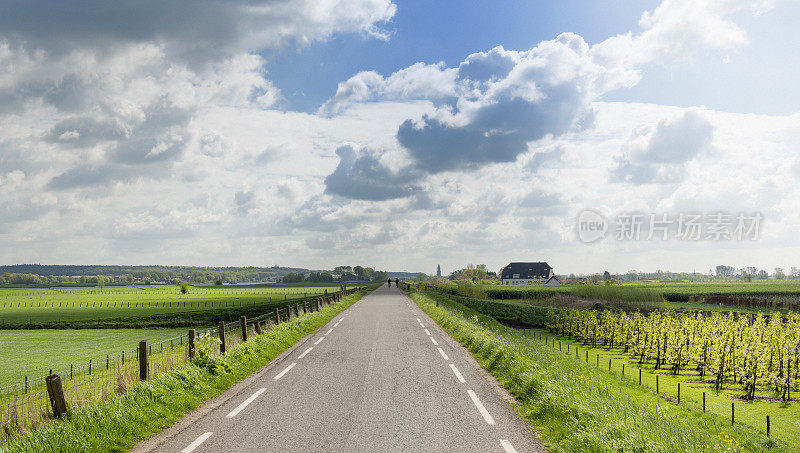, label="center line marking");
[437,347,449,360]
[314,336,326,345]
[429,336,438,345]
[273,362,296,380]
[467,390,496,425]
[419,323,425,328]
[181,432,213,453]
[449,364,466,383]
[325,329,333,335]
[424,329,430,335]
[298,347,313,359]
[500,440,518,453]
[226,388,266,418]
[416,318,421,322]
